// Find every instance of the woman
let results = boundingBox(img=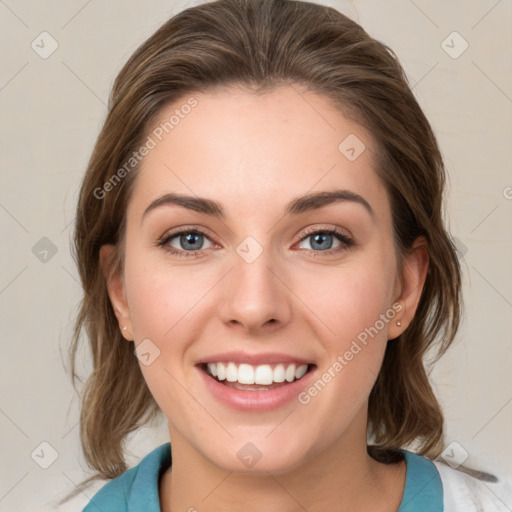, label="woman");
[62,0,509,510]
